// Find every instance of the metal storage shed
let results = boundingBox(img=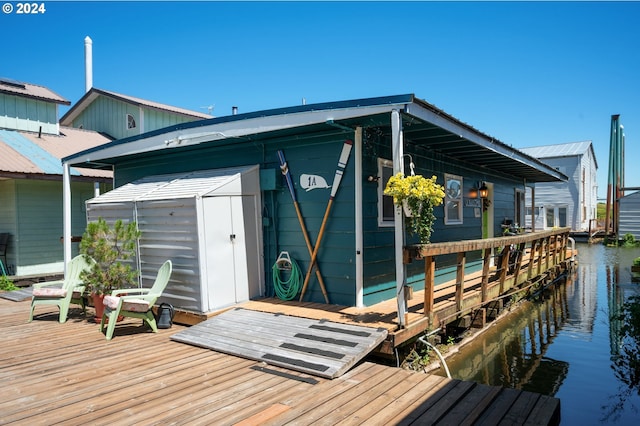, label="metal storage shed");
[620,191,640,240]
[85,165,264,314]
